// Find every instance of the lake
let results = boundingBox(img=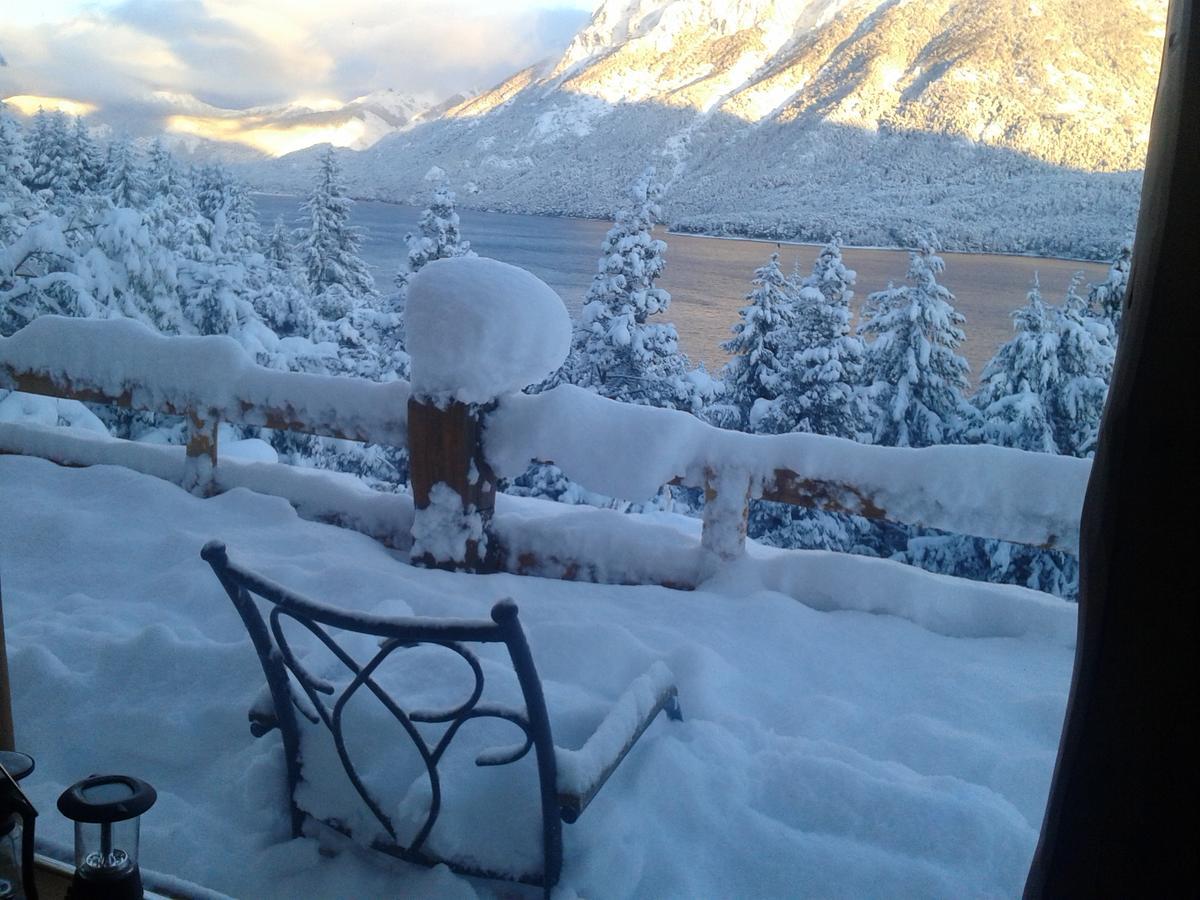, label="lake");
[253,194,1110,379]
